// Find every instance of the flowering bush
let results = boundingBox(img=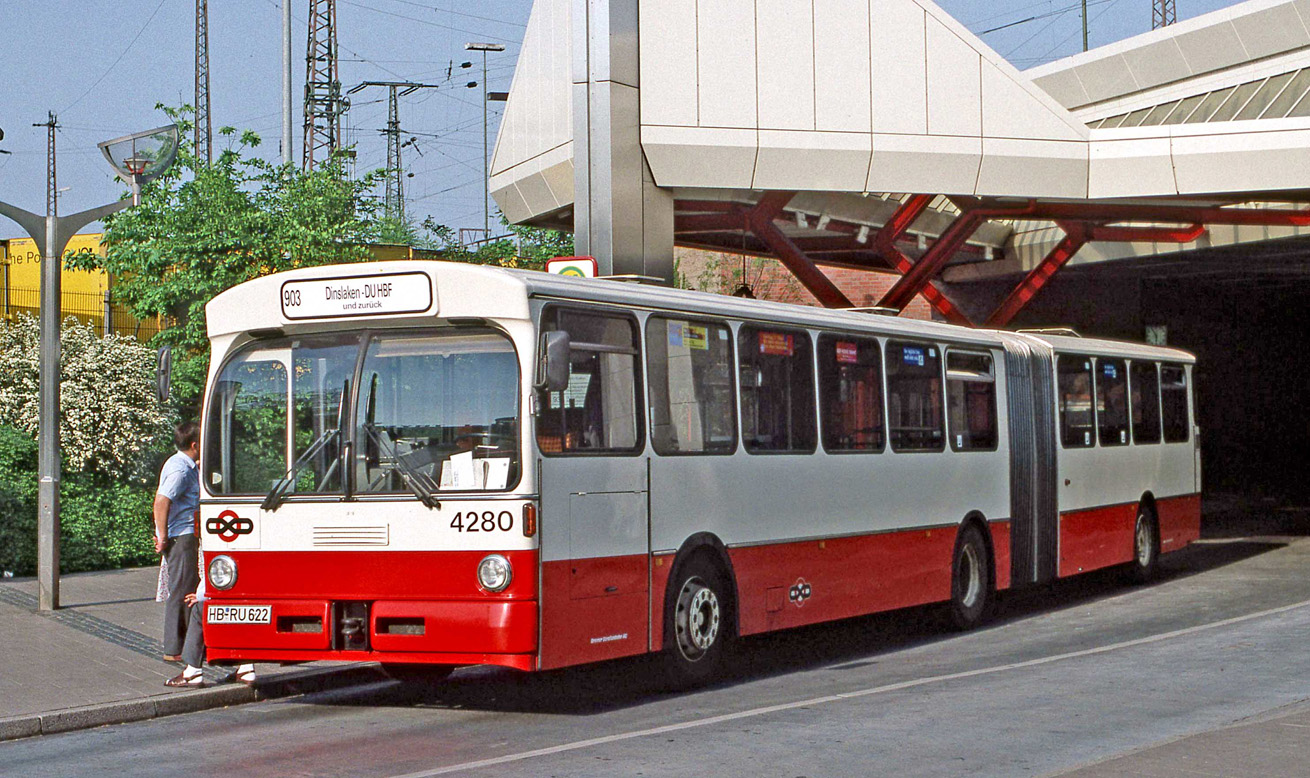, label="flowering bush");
[0,315,173,481]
